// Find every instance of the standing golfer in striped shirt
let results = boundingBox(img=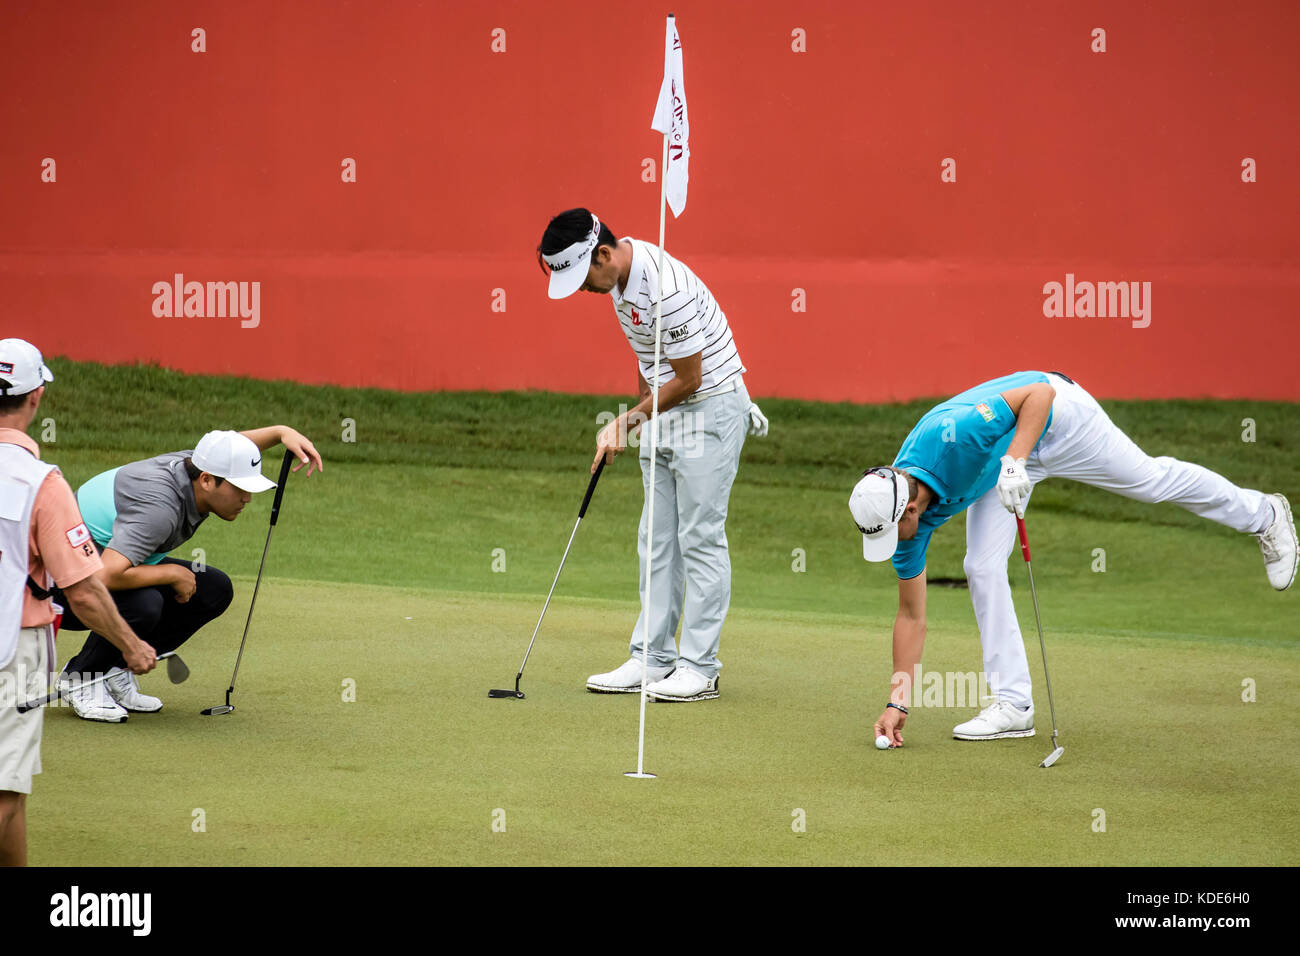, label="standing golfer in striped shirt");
[537,208,767,701]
